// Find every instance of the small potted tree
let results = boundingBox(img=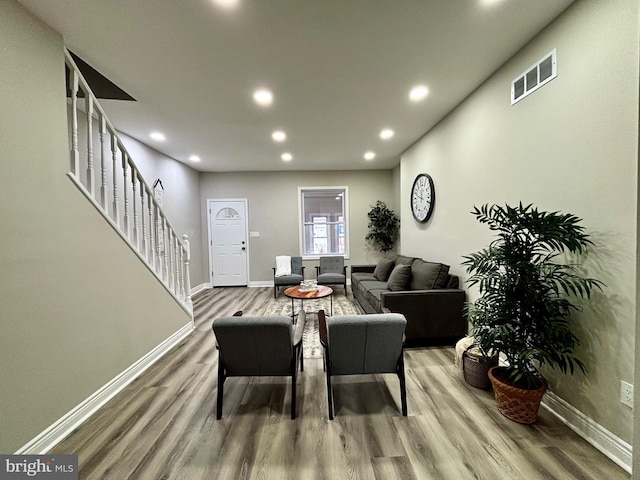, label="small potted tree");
[366,200,399,253]
[462,203,603,424]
